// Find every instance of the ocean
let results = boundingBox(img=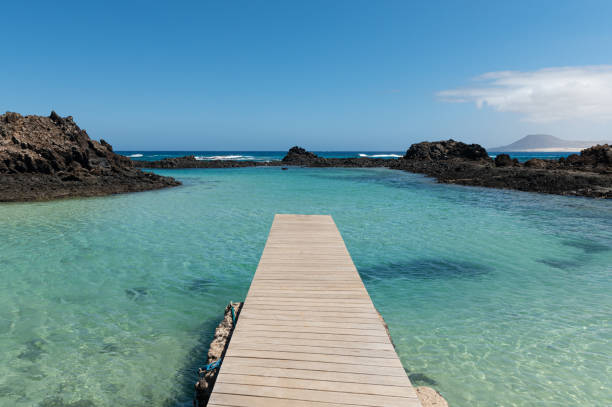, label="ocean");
[118,150,575,163]
[1,166,610,406]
